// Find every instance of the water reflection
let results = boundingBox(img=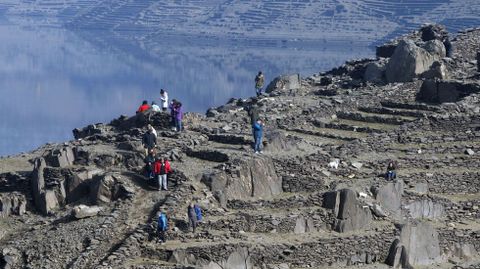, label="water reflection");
[0,21,373,157]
